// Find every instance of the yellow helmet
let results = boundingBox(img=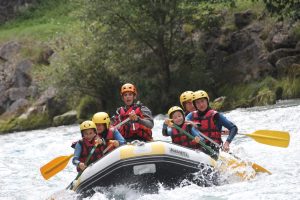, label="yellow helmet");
[179,91,193,107]
[120,83,137,96]
[167,106,184,118]
[92,112,110,129]
[192,90,209,101]
[80,120,96,131]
